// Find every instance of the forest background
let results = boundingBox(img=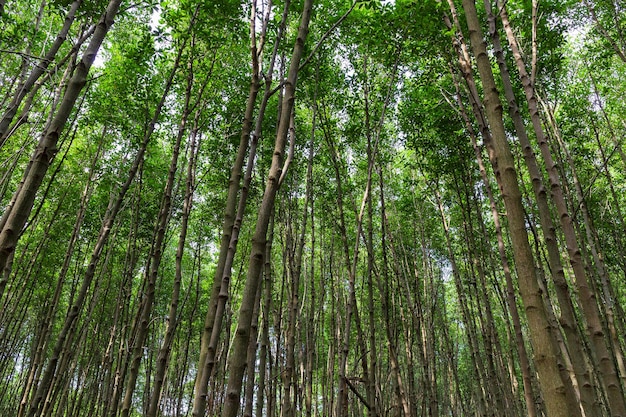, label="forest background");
[1,0,626,416]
